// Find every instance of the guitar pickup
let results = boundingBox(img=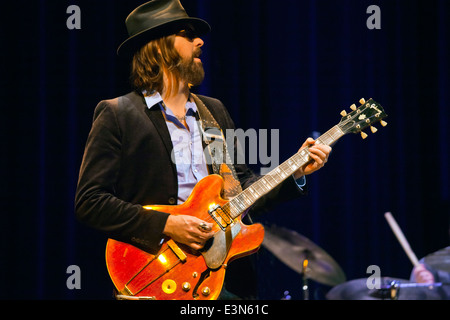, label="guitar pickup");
[208,204,233,231]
